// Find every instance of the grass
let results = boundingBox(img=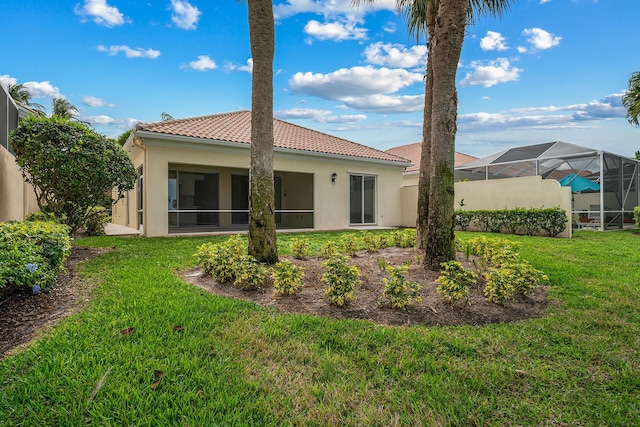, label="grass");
[1,230,639,426]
